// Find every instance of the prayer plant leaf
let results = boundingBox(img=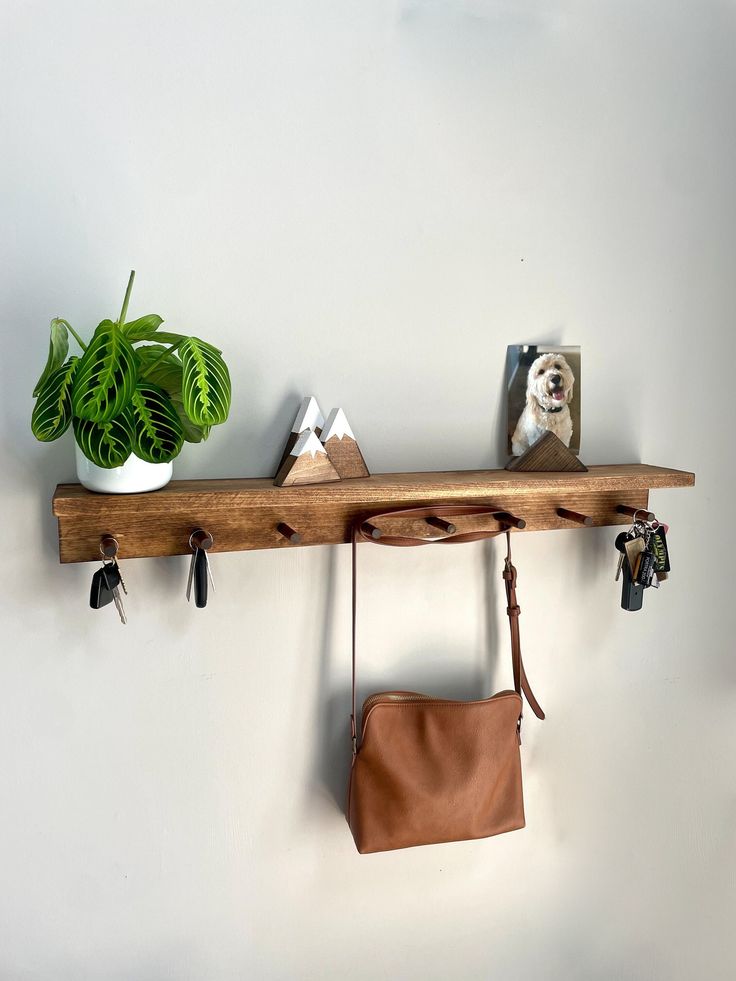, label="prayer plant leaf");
[135,345,183,395]
[129,383,185,464]
[31,357,78,441]
[171,394,211,443]
[33,319,69,397]
[71,320,137,422]
[73,412,133,469]
[122,314,164,342]
[179,336,231,427]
